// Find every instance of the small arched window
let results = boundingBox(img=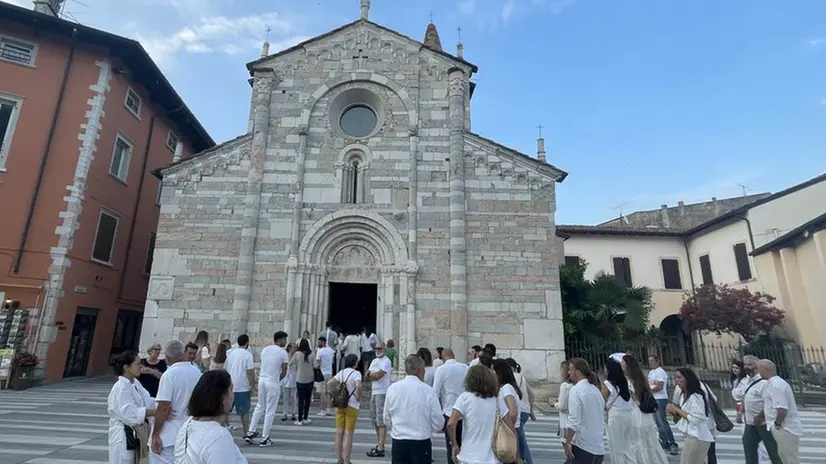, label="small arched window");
[341,151,365,204]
